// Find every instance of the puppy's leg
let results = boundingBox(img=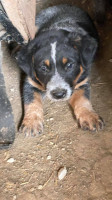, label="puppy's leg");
[20,77,44,137]
[69,84,104,132]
